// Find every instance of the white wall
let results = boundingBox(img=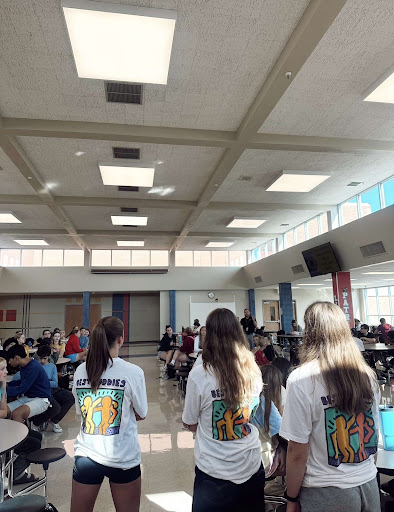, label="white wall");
[159,291,170,336]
